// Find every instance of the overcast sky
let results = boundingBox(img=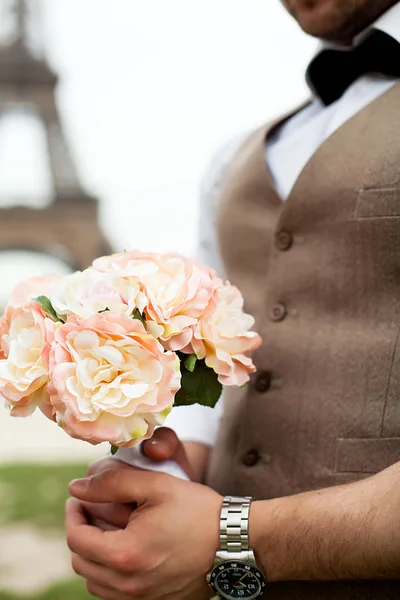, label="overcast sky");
[1,0,316,253]
[0,0,317,300]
